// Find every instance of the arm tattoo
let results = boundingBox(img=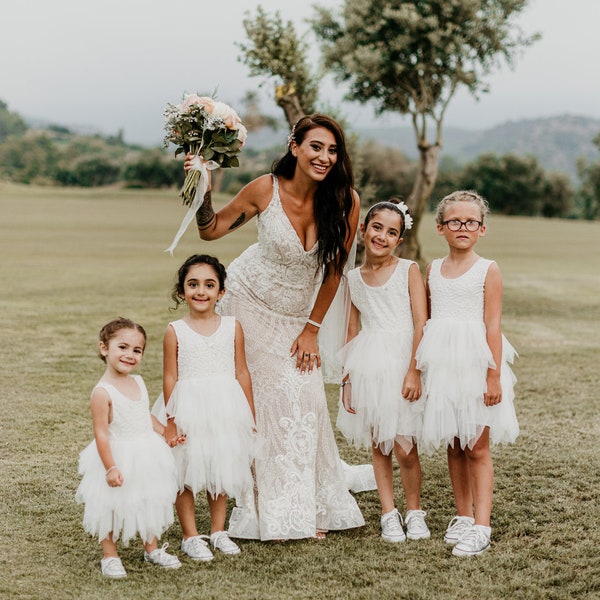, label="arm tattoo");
[228,212,246,231]
[195,190,216,230]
